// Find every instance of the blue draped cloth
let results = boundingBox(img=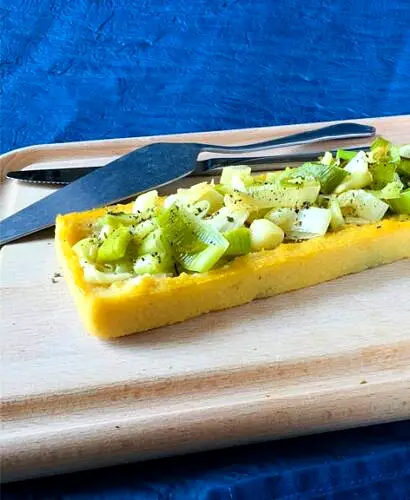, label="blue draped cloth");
[4,422,410,499]
[1,0,410,498]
